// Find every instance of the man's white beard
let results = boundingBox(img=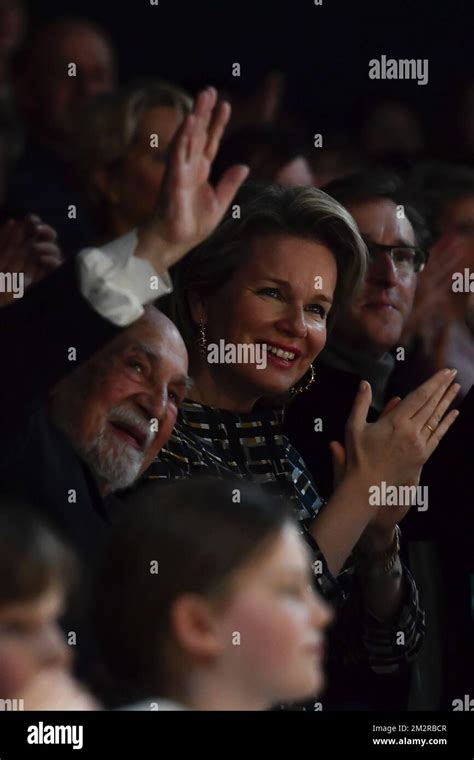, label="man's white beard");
[51,397,156,494]
[82,423,145,493]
